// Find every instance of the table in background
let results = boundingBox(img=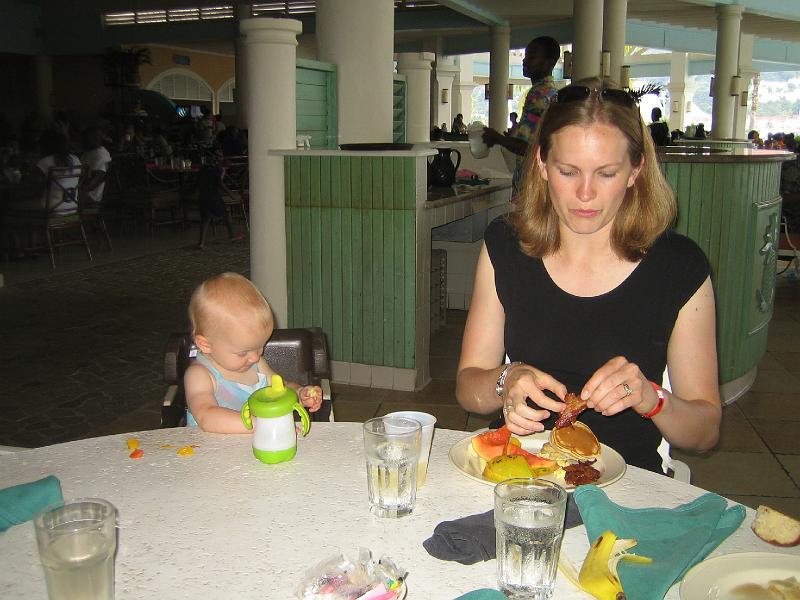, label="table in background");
[0,423,795,599]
